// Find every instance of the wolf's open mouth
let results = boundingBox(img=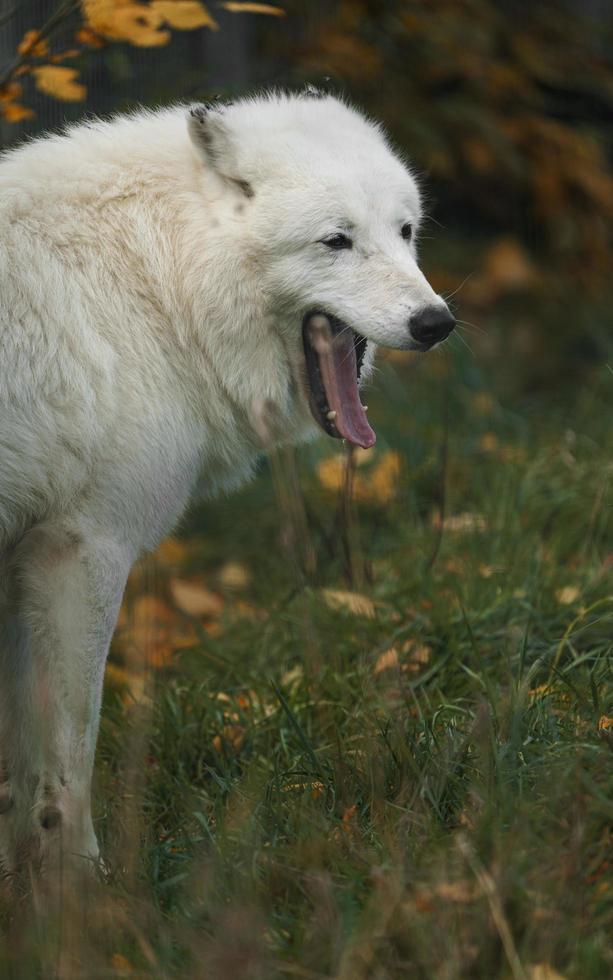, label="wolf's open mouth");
[302,312,375,449]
